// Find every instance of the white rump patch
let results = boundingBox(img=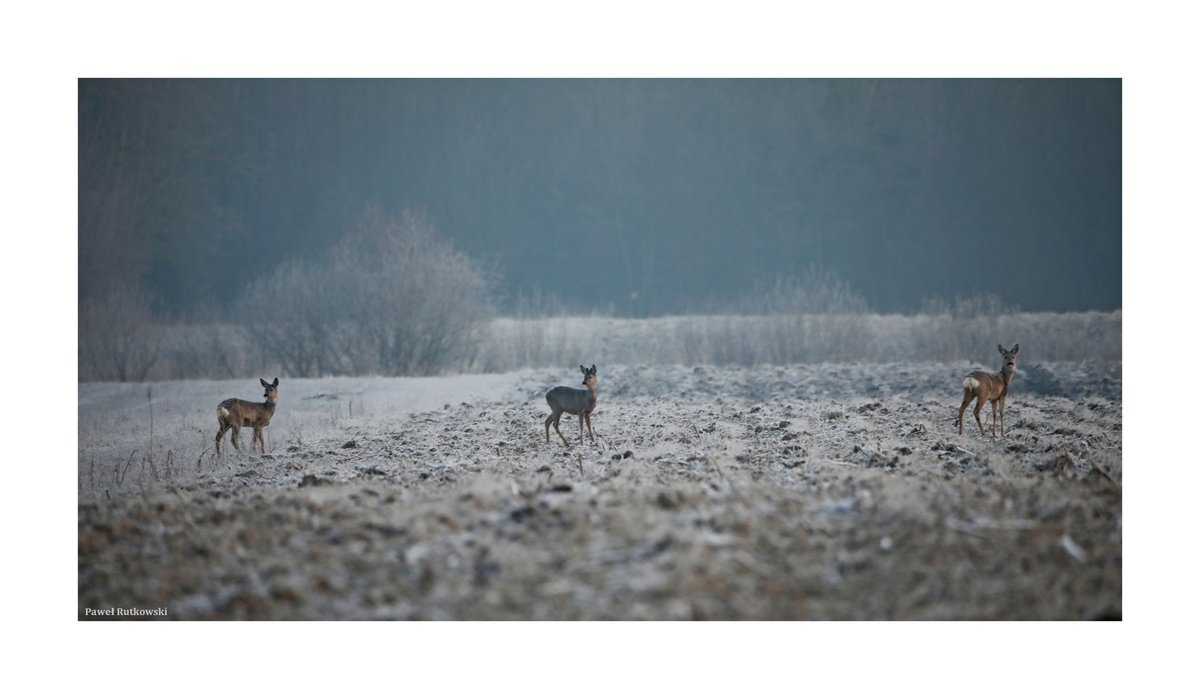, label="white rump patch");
[963,377,980,390]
